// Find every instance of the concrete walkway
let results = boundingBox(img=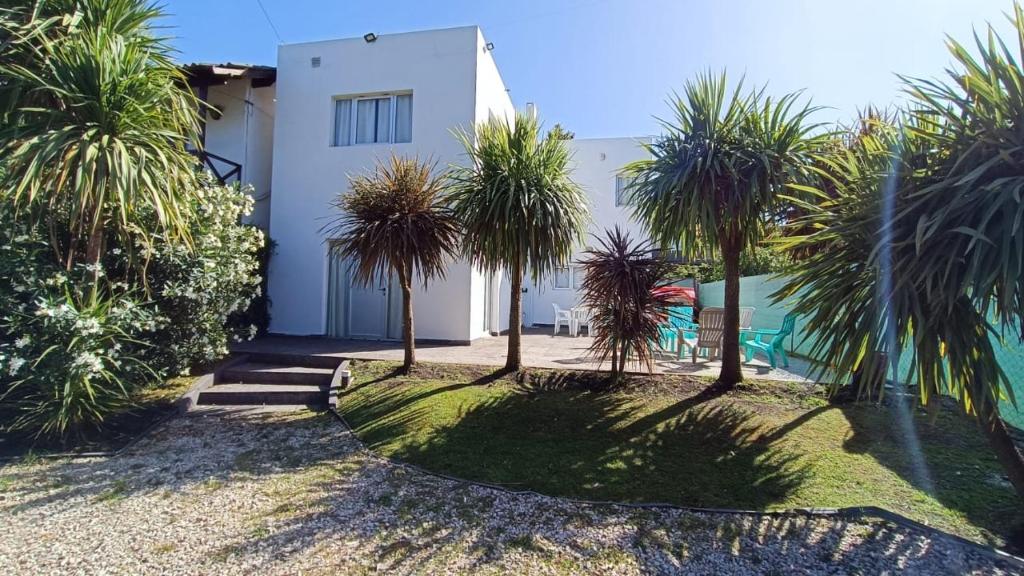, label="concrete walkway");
[235,328,817,383]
